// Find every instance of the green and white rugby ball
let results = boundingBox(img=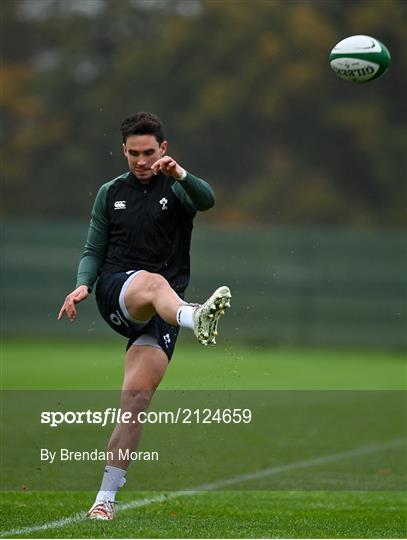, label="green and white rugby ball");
[329,35,391,82]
